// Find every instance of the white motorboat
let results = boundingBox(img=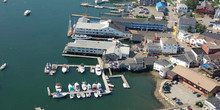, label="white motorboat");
[101,90,112,95]
[44,63,51,73]
[86,92,91,97]
[68,84,74,99]
[74,82,80,92]
[95,0,104,4]
[94,92,98,98]
[92,83,97,90]
[97,83,102,90]
[108,83,115,88]
[69,93,75,99]
[95,65,102,76]
[123,83,129,88]
[24,10,31,16]
[62,64,69,73]
[49,64,57,75]
[87,84,92,90]
[81,93,86,98]
[71,34,92,40]
[55,83,62,92]
[79,63,85,73]
[81,82,87,91]
[94,5,104,8]
[52,92,67,99]
[97,90,102,97]
[76,93,81,99]
[0,63,7,71]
